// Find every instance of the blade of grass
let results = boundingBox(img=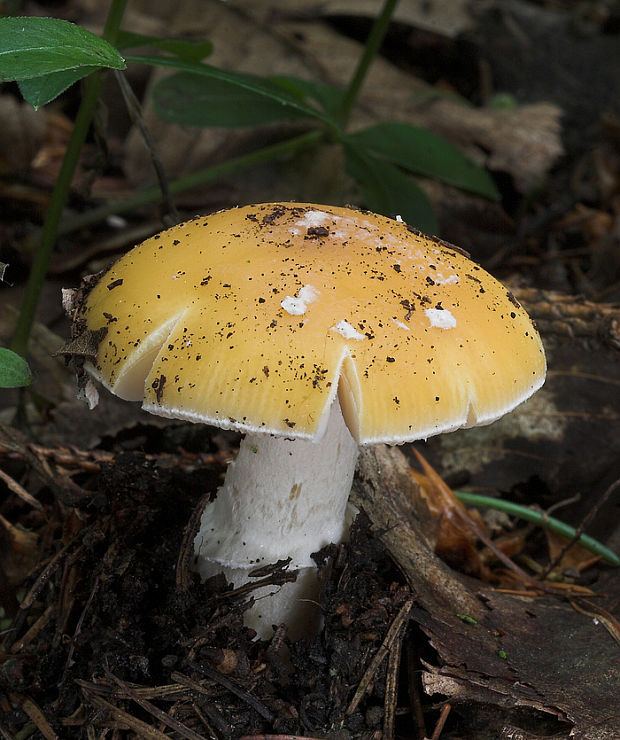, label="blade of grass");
[454,491,619,566]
